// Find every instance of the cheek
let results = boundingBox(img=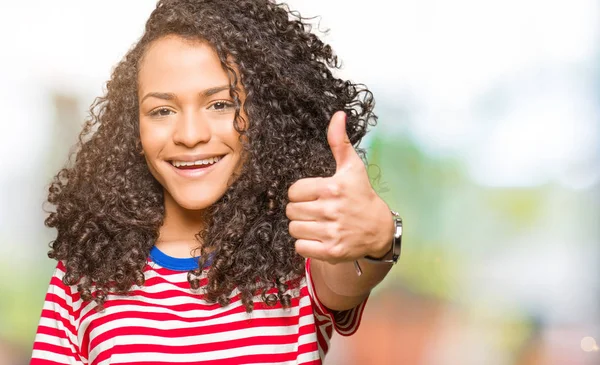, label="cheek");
[213,122,242,151]
[138,122,168,182]
[139,121,151,151]
[139,121,169,156]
